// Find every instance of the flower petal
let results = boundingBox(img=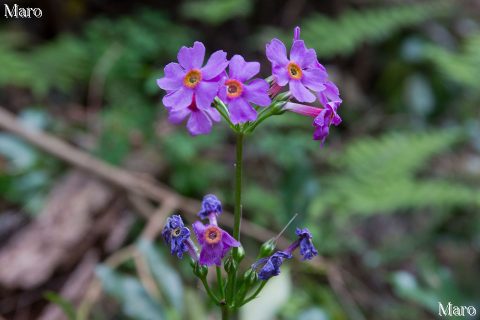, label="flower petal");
[228,55,260,82]
[266,39,289,66]
[163,87,194,109]
[290,41,316,68]
[178,41,205,70]
[221,231,240,248]
[302,68,327,91]
[272,65,289,86]
[228,98,257,124]
[204,107,221,122]
[168,106,191,124]
[195,81,219,110]
[157,77,182,91]
[193,221,207,245]
[199,243,223,266]
[289,80,315,103]
[187,109,212,136]
[201,50,228,80]
[244,79,271,106]
[164,62,184,78]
